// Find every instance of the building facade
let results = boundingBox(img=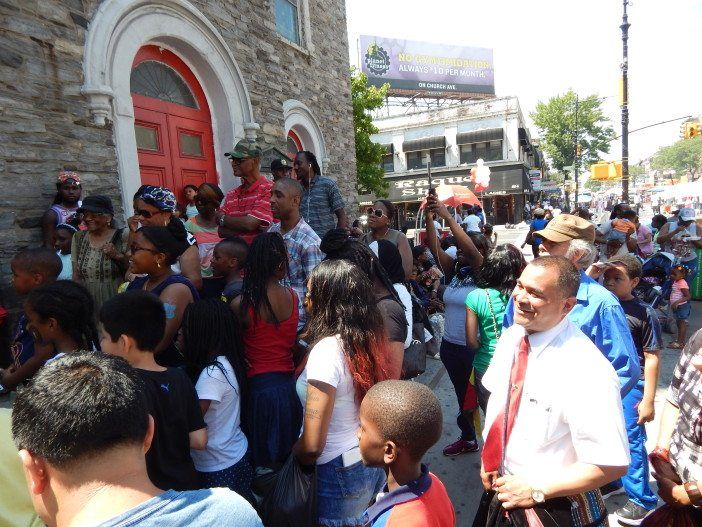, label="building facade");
[0,0,356,298]
[364,96,542,227]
